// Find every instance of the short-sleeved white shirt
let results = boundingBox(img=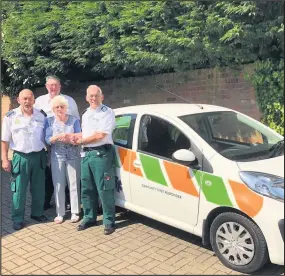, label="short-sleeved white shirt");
[34,93,80,119]
[82,105,116,147]
[1,107,46,153]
